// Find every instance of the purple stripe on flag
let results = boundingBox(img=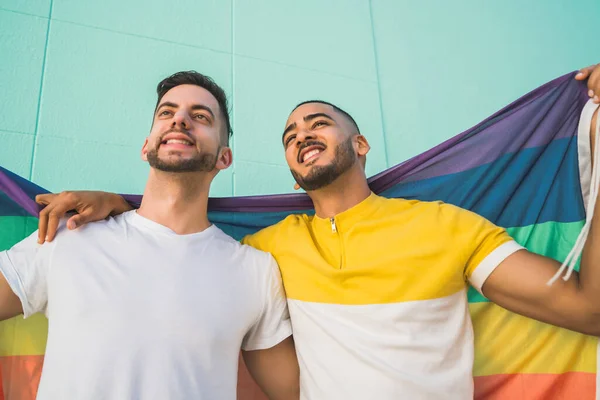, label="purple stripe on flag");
[368,72,588,194]
[0,168,43,217]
